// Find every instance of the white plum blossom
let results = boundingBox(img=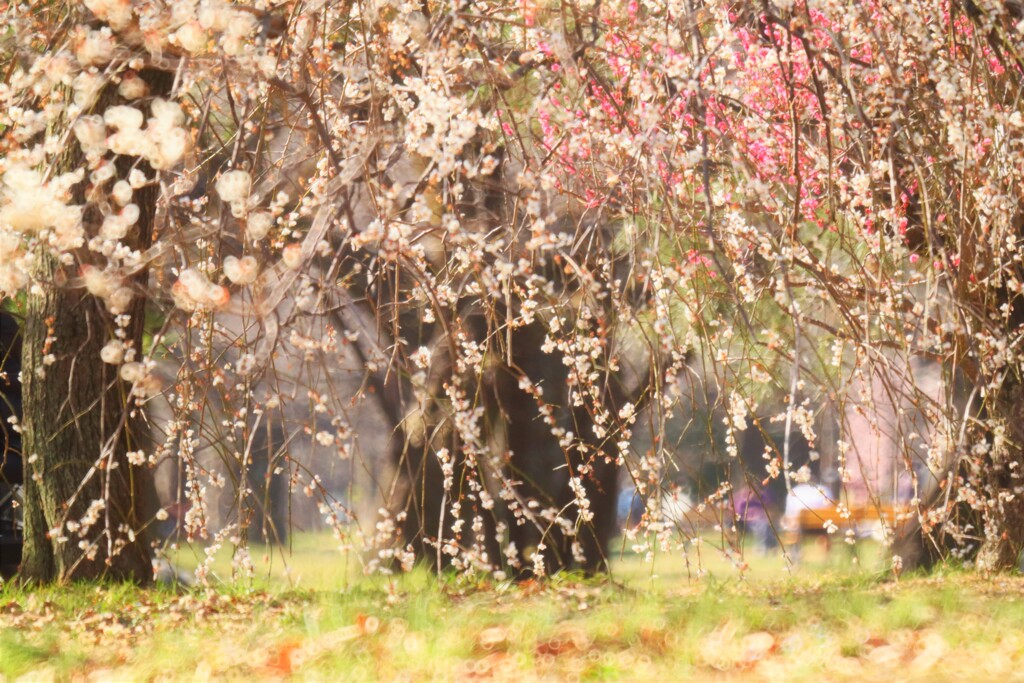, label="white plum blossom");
[100,340,125,364]
[171,268,230,310]
[223,255,259,285]
[103,105,144,131]
[246,211,274,240]
[215,170,251,203]
[117,72,149,100]
[119,361,146,383]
